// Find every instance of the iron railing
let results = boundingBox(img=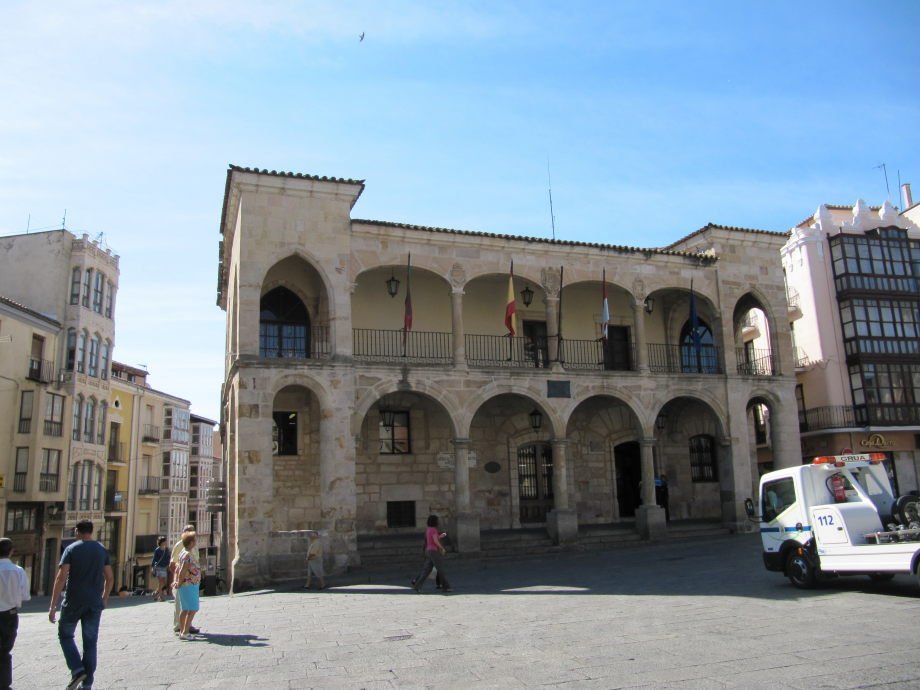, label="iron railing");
[259,325,331,359]
[108,442,126,464]
[647,343,722,374]
[559,339,636,371]
[43,420,63,437]
[793,347,809,369]
[353,328,452,364]
[139,476,162,494]
[26,357,54,383]
[799,405,856,432]
[786,288,800,311]
[13,473,27,492]
[39,473,59,492]
[142,424,160,443]
[18,419,31,434]
[736,348,776,376]
[465,334,550,368]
